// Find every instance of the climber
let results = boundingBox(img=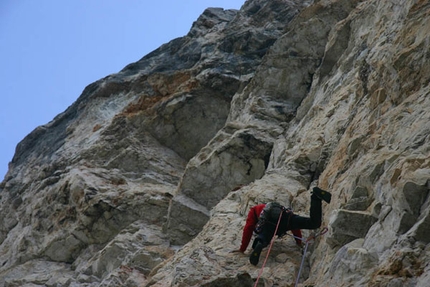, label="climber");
[232,187,331,266]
